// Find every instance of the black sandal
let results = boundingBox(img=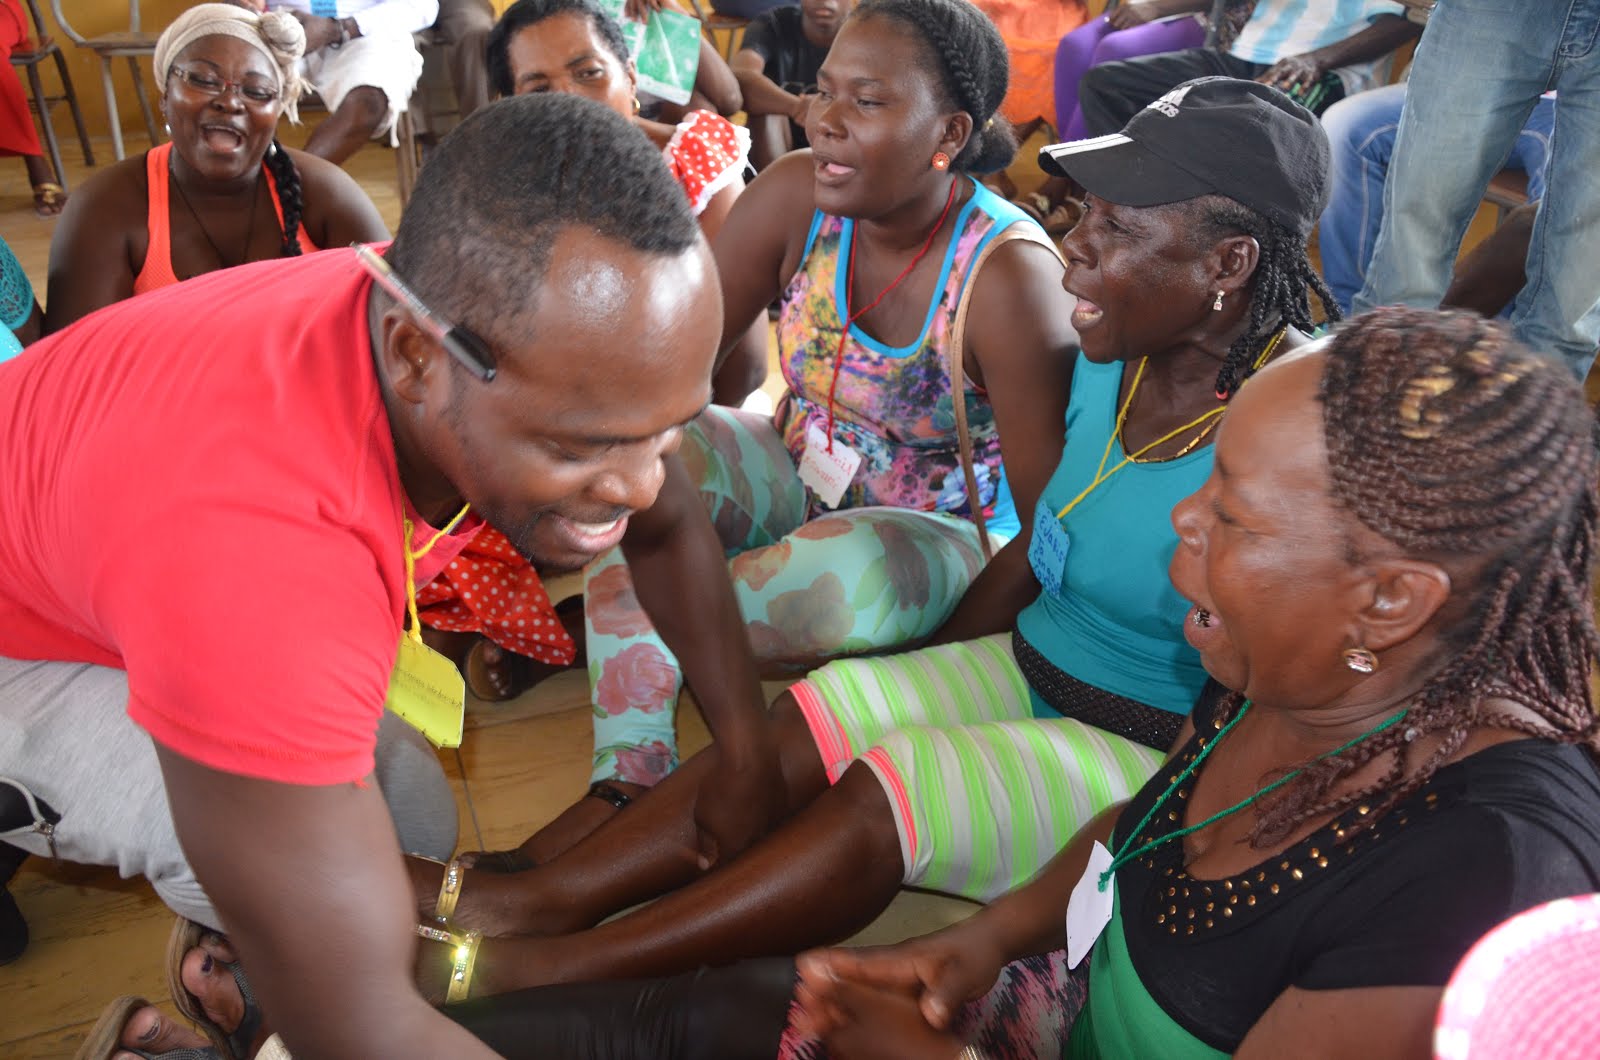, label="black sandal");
[0,776,61,966]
